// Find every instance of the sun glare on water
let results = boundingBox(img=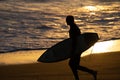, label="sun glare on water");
[84,6,98,11]
[83,5,104,12]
